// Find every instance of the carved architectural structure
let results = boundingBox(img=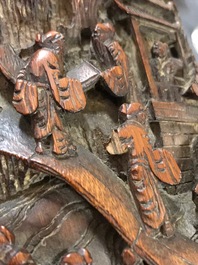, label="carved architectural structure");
[112,0,198,193]
[0,0,198,264]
